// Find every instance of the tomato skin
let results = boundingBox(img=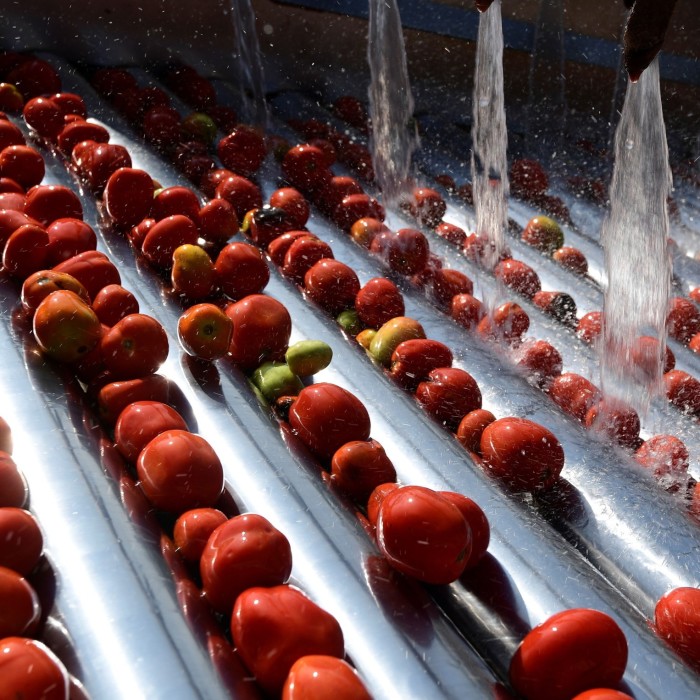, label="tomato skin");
[197,198,238,246]
[553,246,588,275]
[521,215,564,254]
[215,174,263,221]
[151,185,201,222]
[214,242,270,301]
[200,513,293,614]
[173,508,227,565]
[137,430,225,514]
[509,158,548,199]
[21,269,89,313]
[178,303,234,360]
[635,434,689,490]
[515,339,563,388]
[141,214,200,270]
[370,228,429,276]
[0,453,27,508]
[532,291,577,326]
[0,144,45,189]
[103,167,154,229]
[232,584,345,696]
[664,369,700,416]
[217,126,267,177]
[0,121,25,152]
[451,293,486,331]
[56,120,109,156]
[548,373,601,423]
[51,92,87,119]
[92,284,139,327]
[571,691,634,700]
[389,338,453,391]
[0,565,41,637]
[456,408,496,454]
[45,217,96,265]
[3,223,49,280]
[654,587,700,671]
[376,485,472,585]
[0,637,69,700]
[409,187,446,228]
[0,507,43,576]
[438,491,490,569]
[480,417,565,492]
[585,400,640,450]
[415,367,482,431]
[23,96,64,140]
[25,184,82,226]
[355,277,405,330]
[282,656,372,700]
[289,383,371,460]
[304,259,361,316]
[577,311,603,344]
[509,608,628,700]
[282,144,331,192]
[366,482,399,528]
[330,439,397,503]
[52,250,120,300]
[281,235,333,284]
[667,297,700,345]
[268,231,314,268]
[269,187,309,229]
[114,400,189,463]
[71,140,132,194]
